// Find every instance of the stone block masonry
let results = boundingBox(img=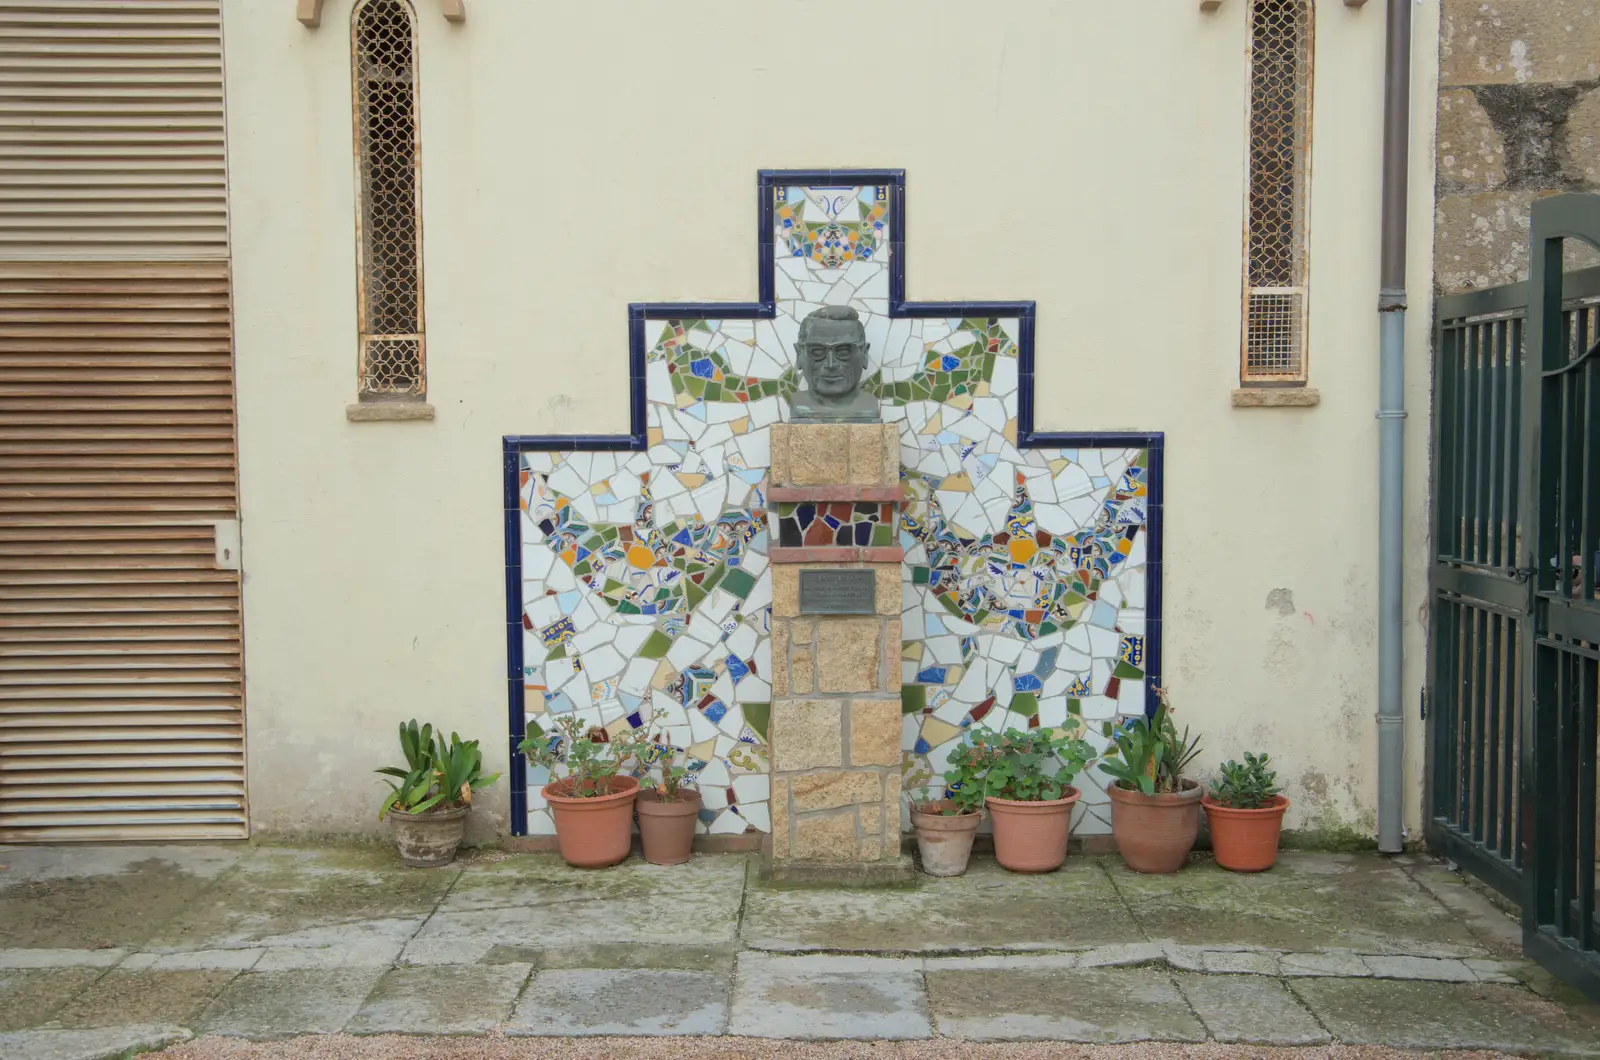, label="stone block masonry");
[765,422,907,877]
[1435,0,1600,293]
